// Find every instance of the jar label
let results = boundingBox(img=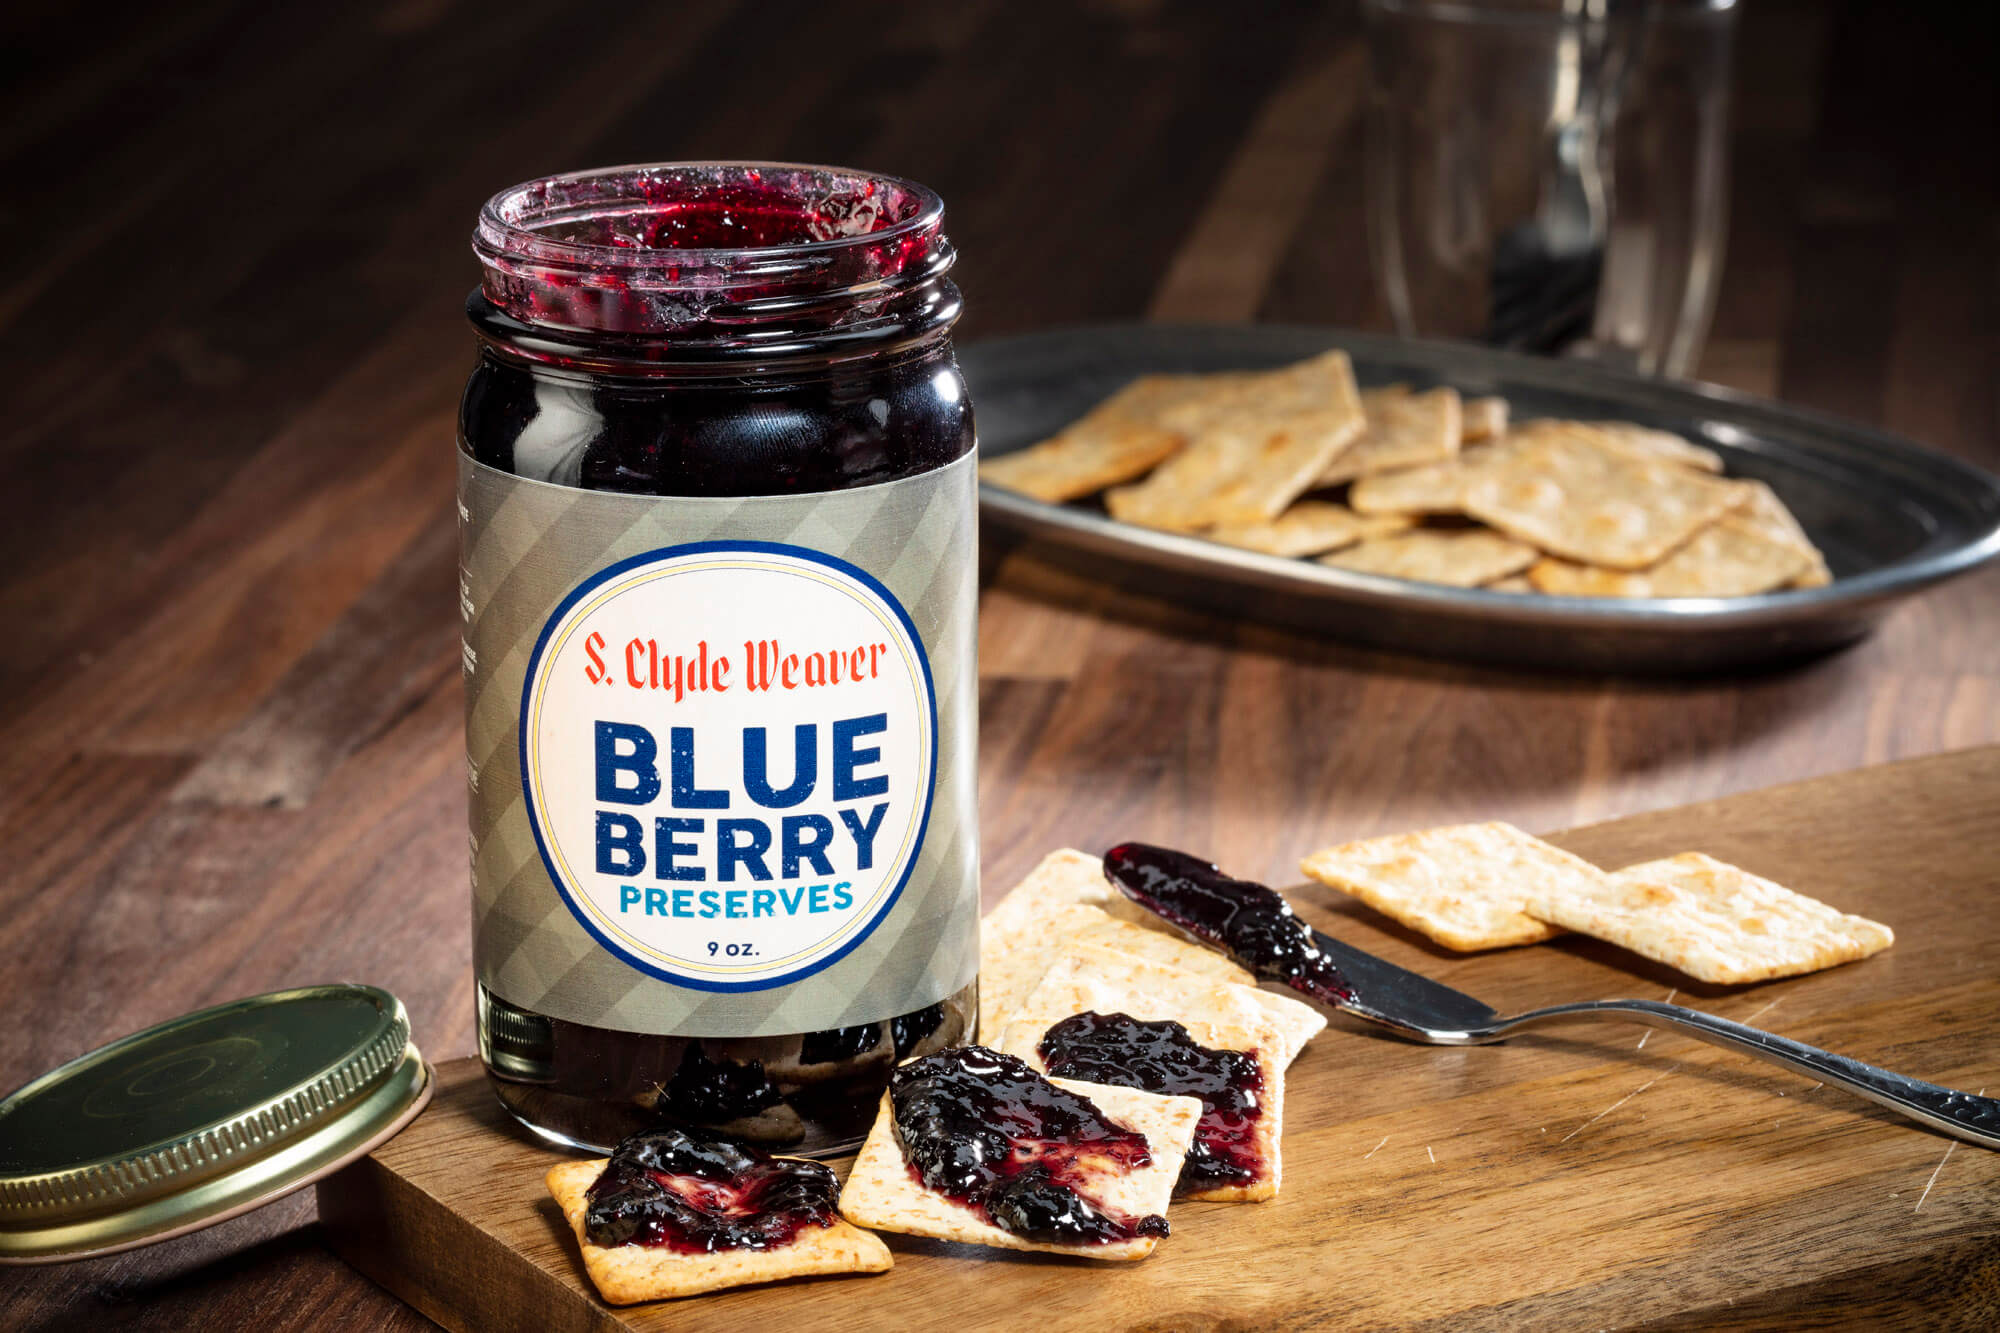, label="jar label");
[461,452,978,1037]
